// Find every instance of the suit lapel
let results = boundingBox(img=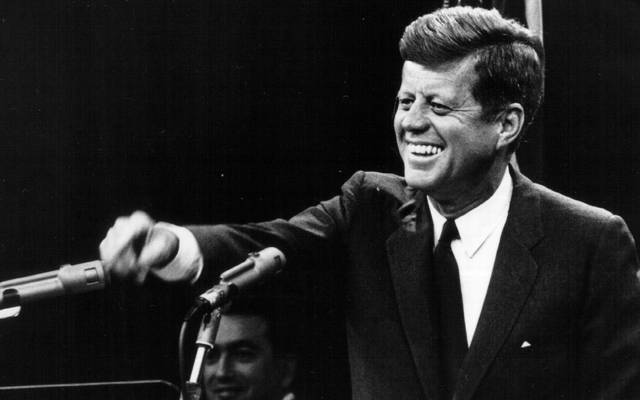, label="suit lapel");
[387,198,441,400]
[456,168,544,400]
[455,236,538,399]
